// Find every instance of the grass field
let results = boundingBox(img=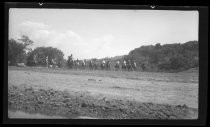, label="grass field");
[8,66,198,119]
